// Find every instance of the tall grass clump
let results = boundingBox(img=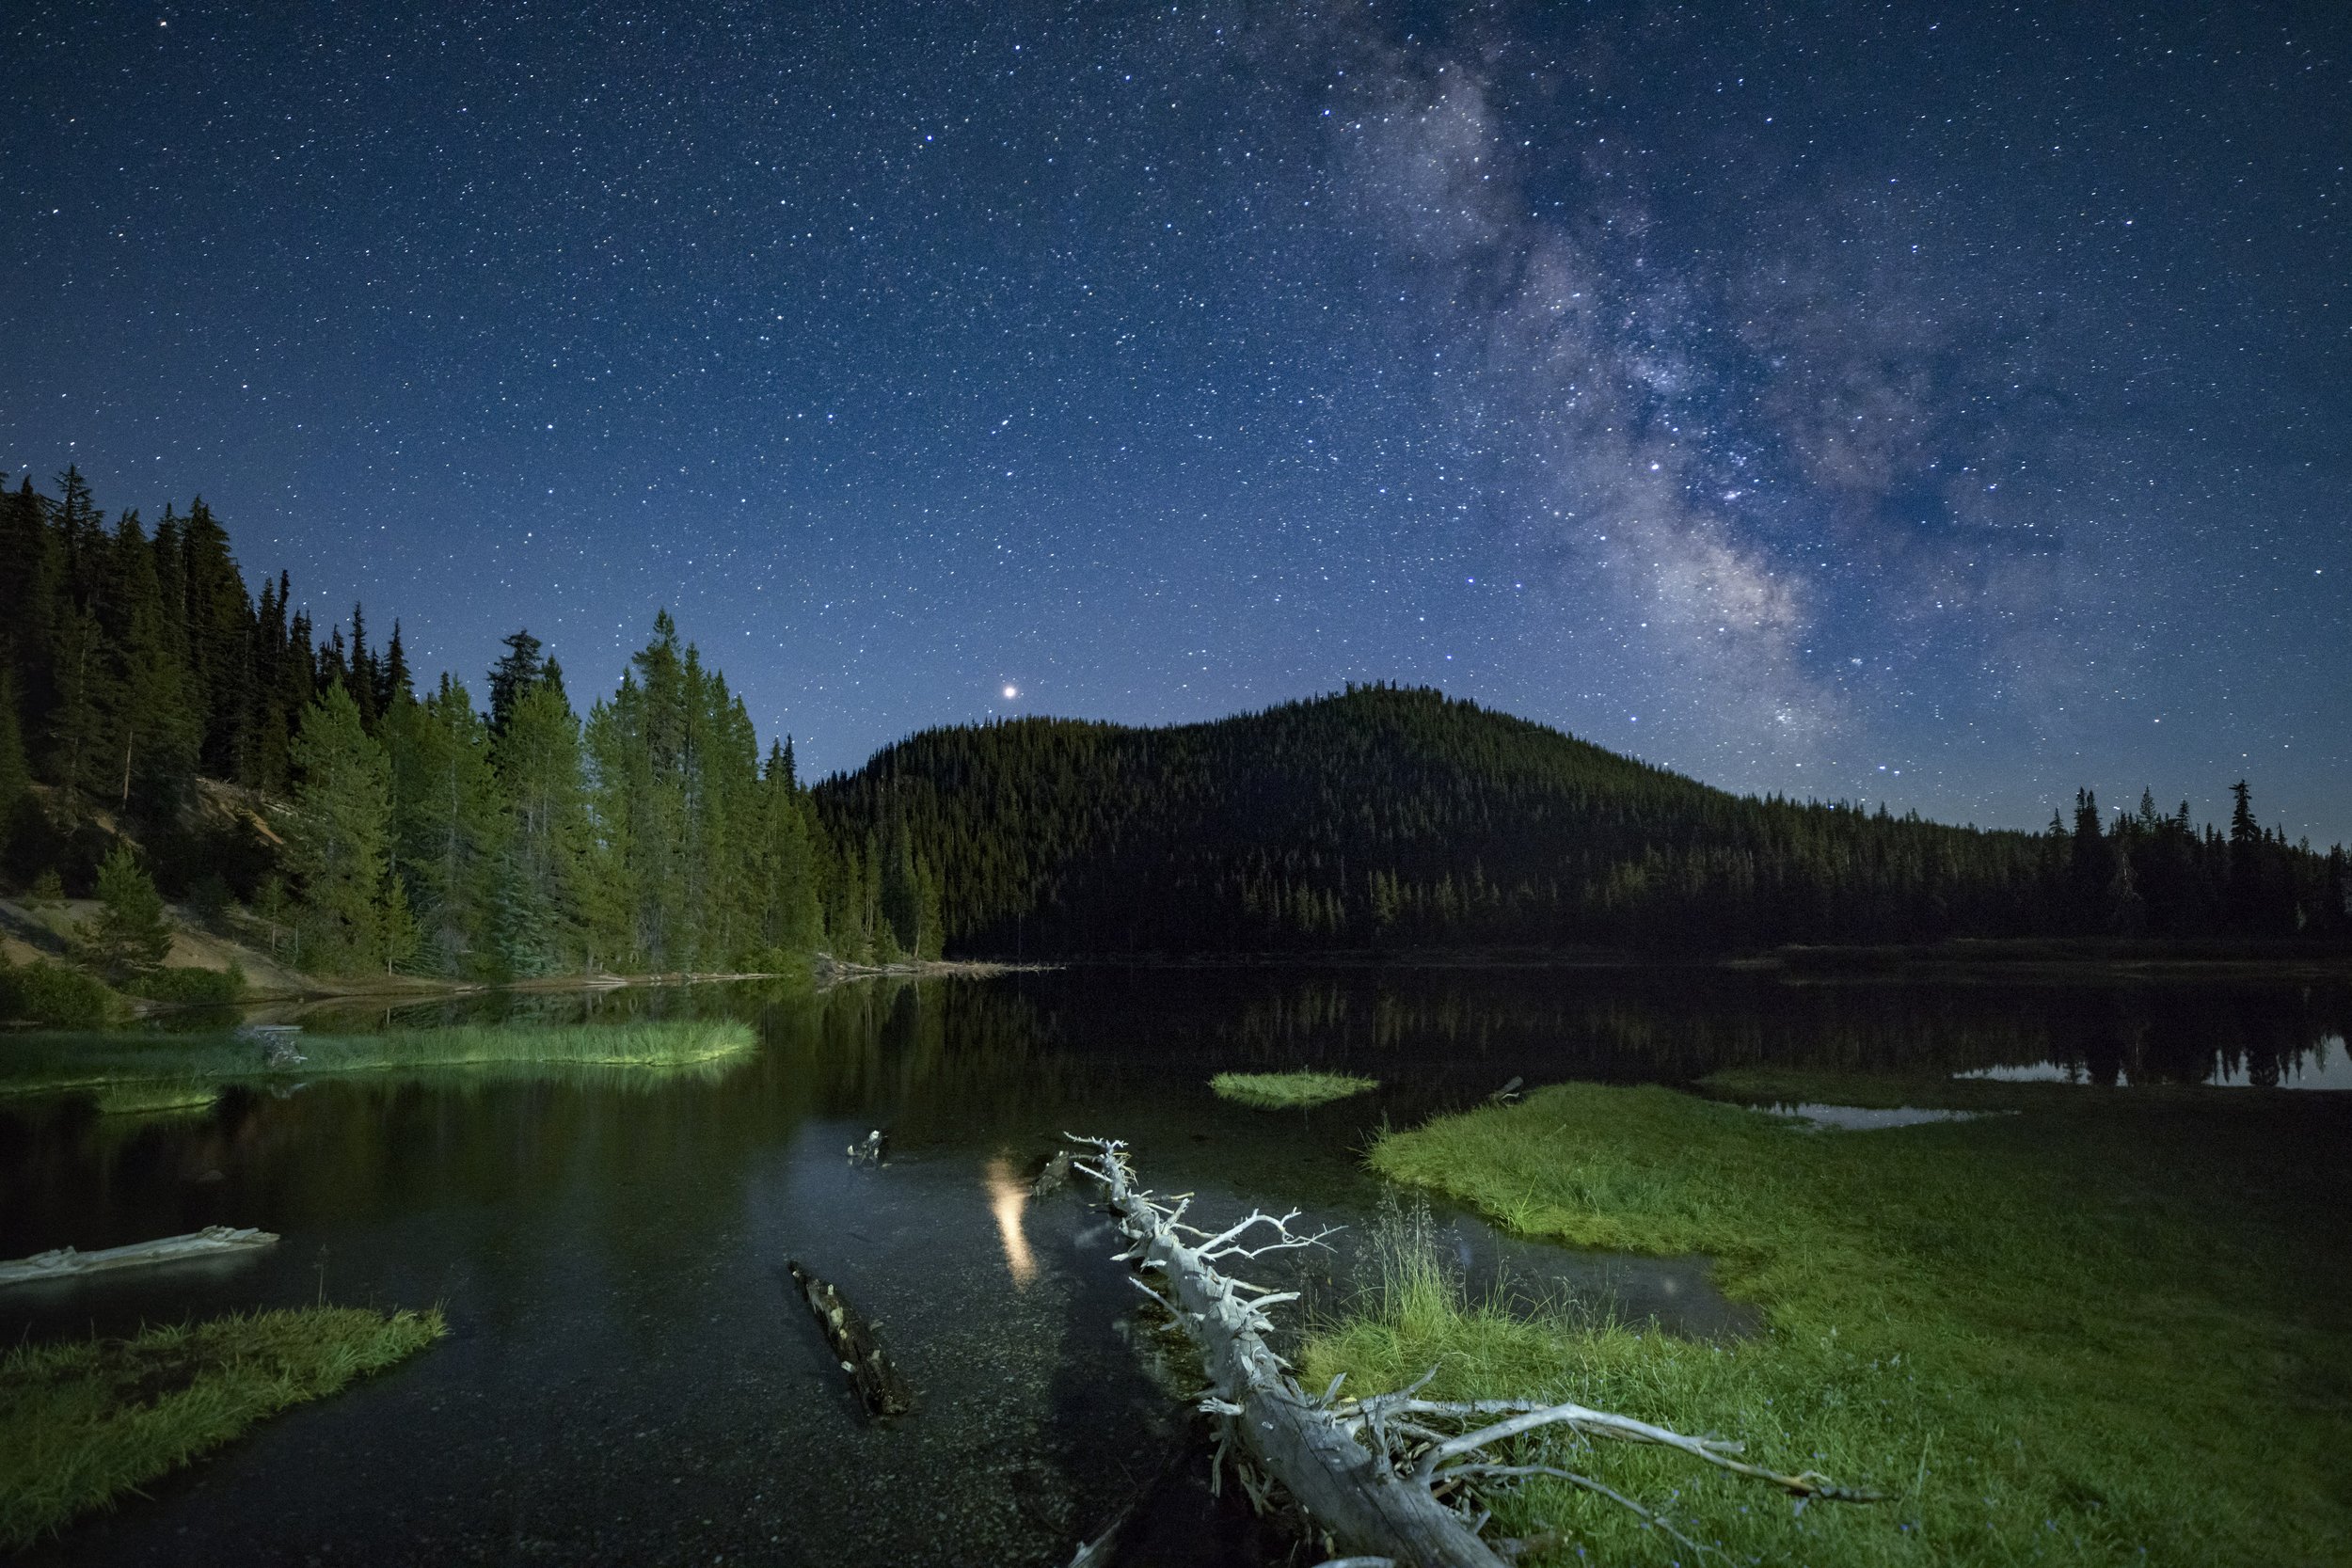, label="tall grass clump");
[1211,1069,1376,1109]
[0,1018,757,1101]
[1302,1081,2352,1567]
[0,1306,446,1549]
